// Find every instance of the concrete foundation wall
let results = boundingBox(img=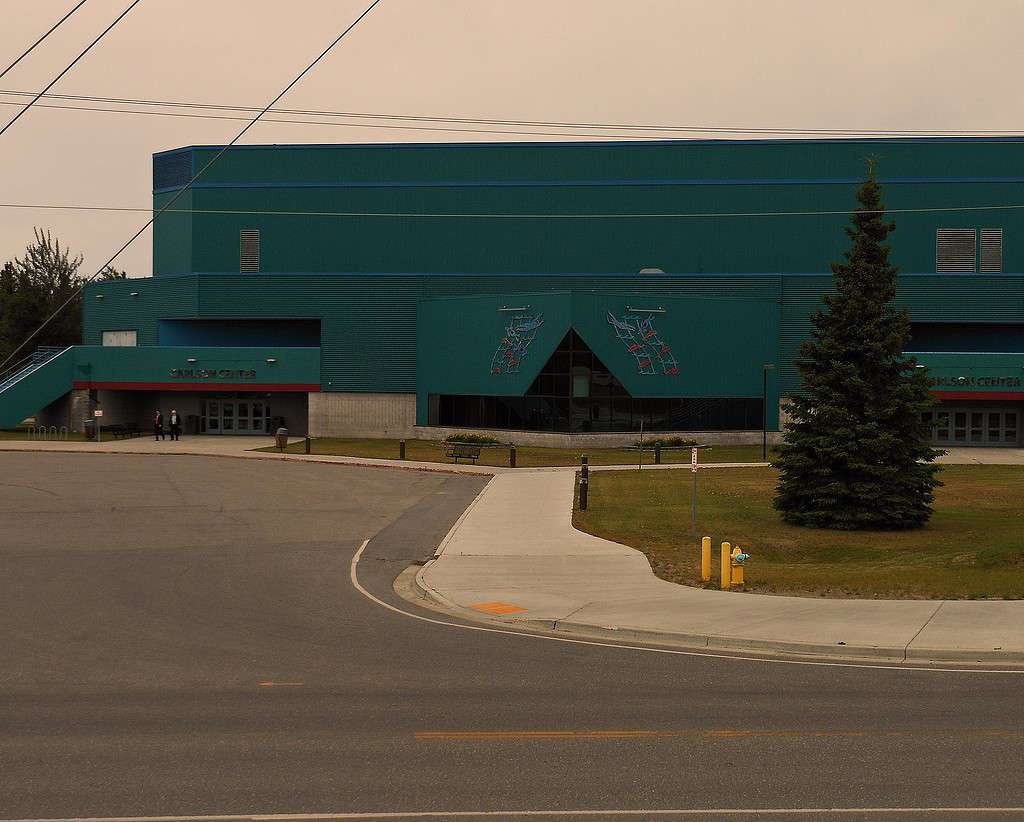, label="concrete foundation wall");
[35,389,92,432]
[309,393,416,438]
[413,426,783,448]
[34,391,73,431]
